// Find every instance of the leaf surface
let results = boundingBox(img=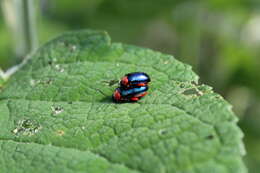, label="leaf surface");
[0,30,246,173]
